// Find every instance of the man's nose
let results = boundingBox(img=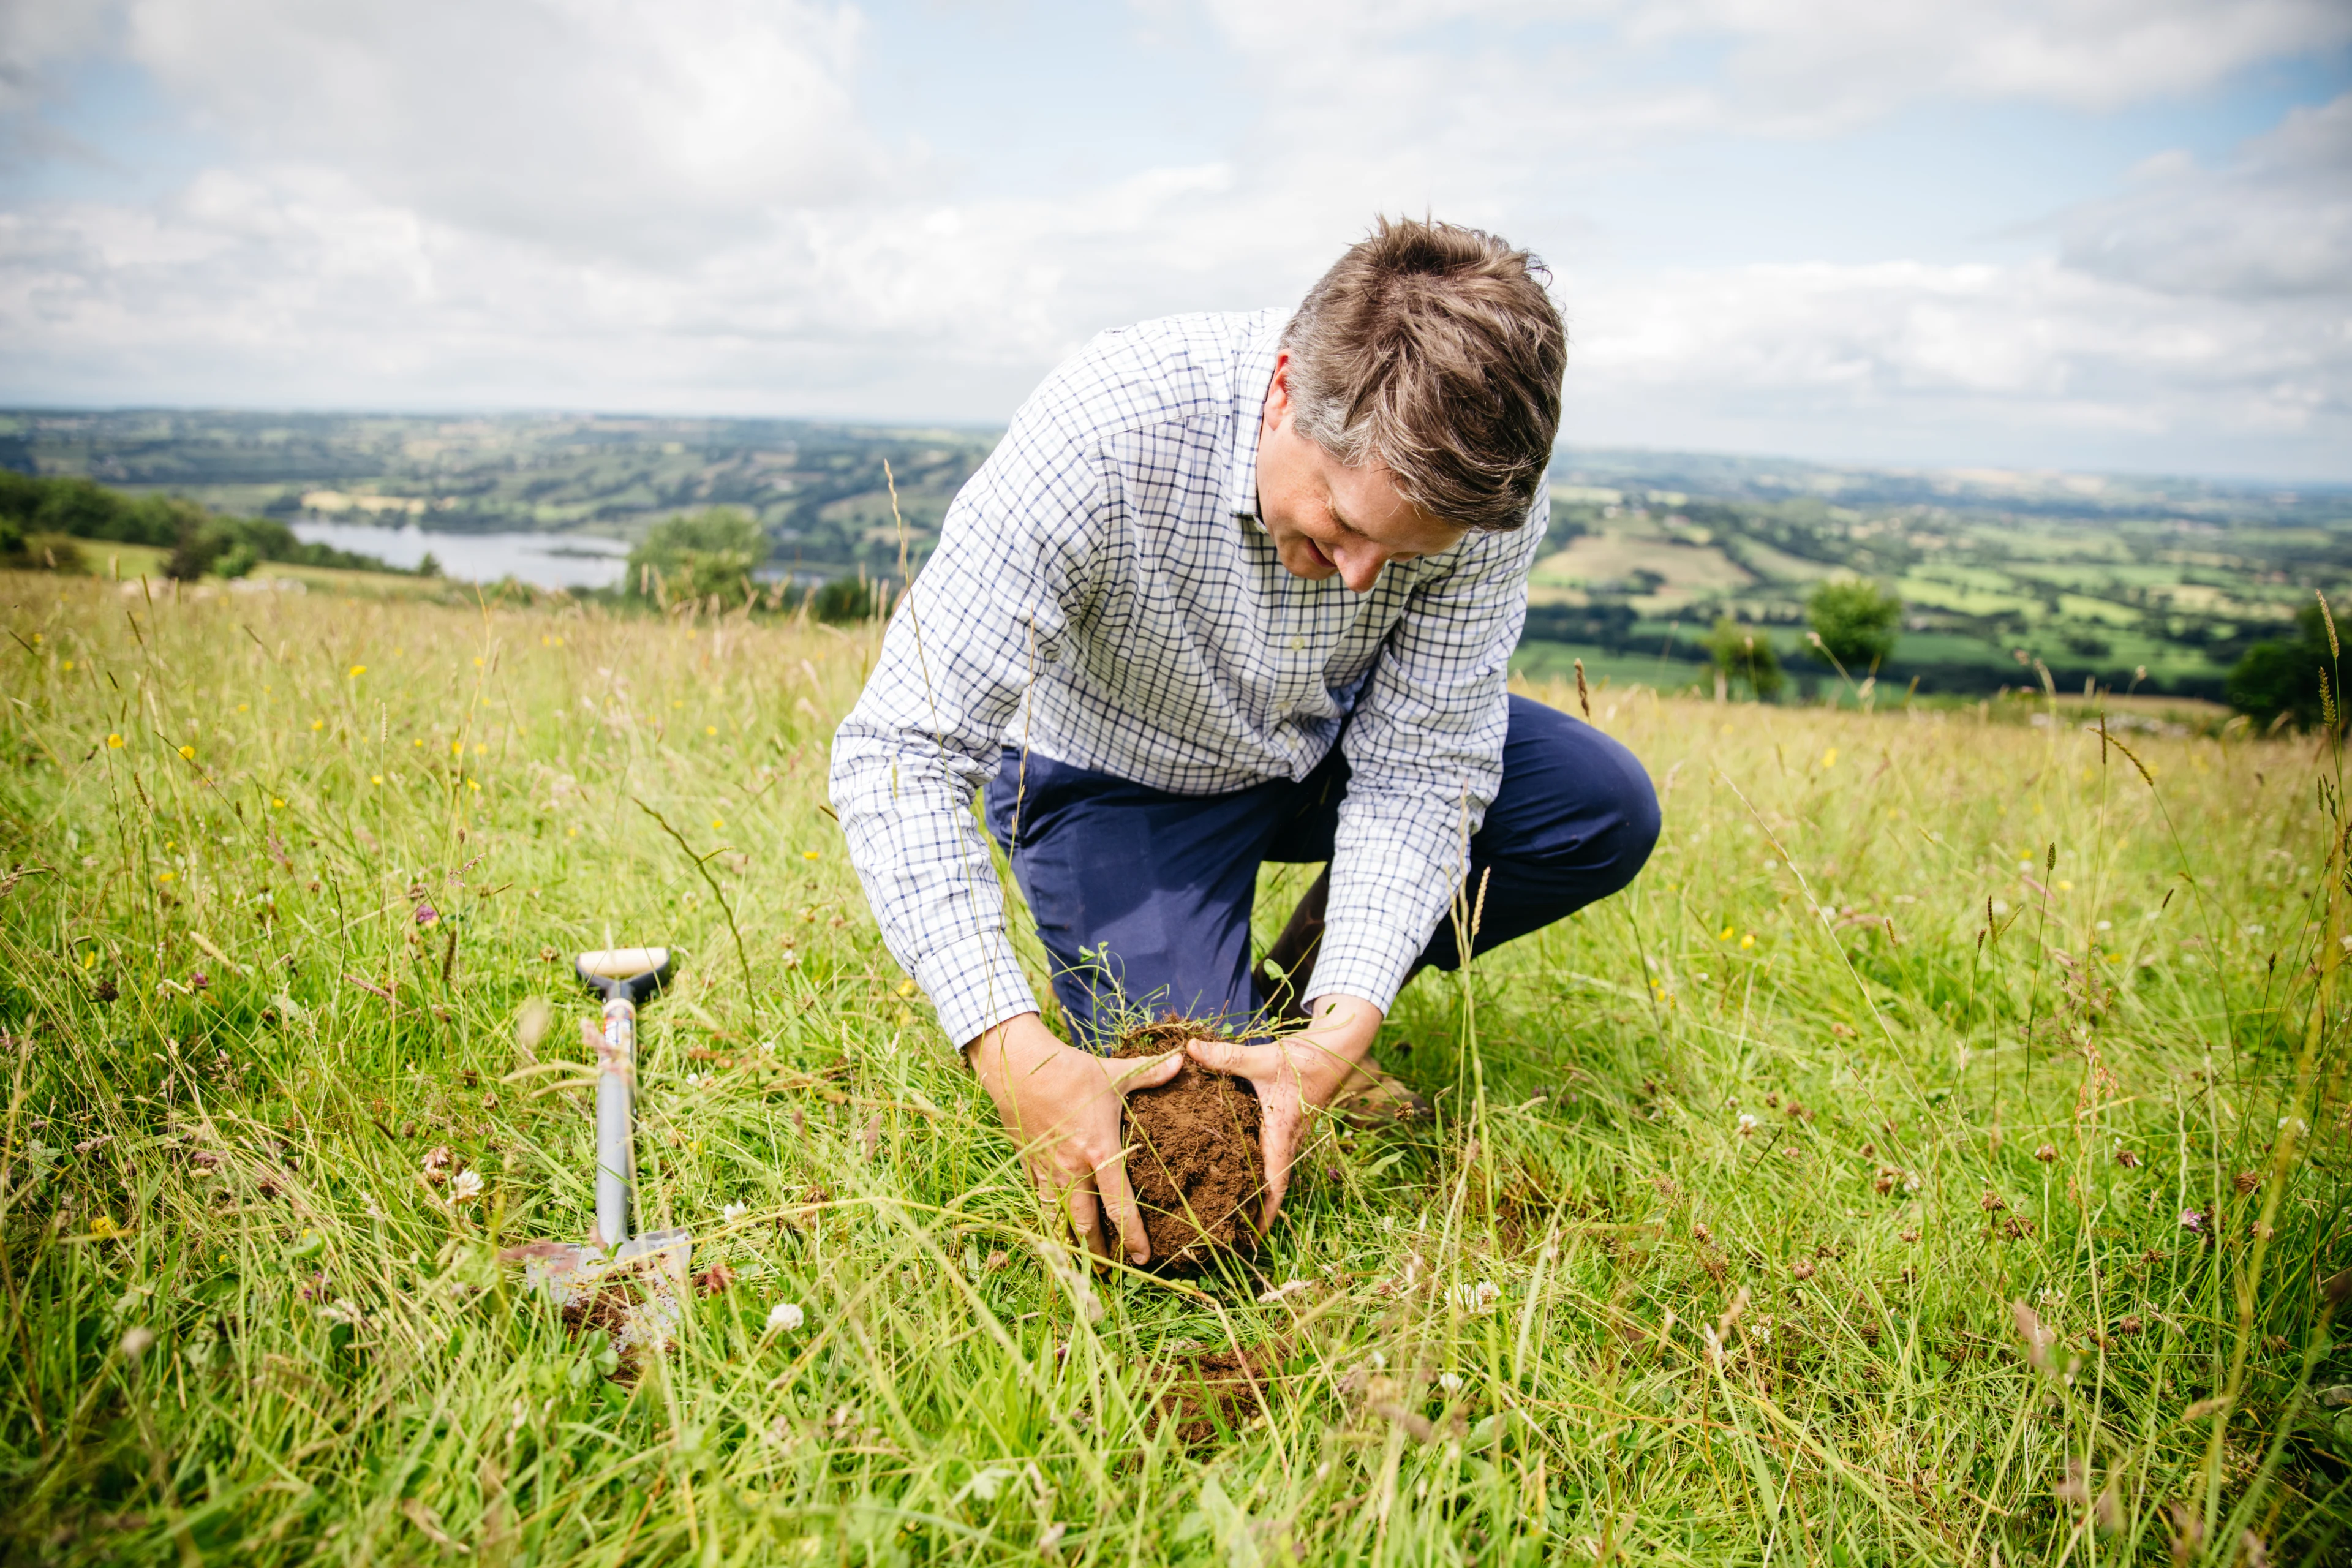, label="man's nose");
[1339,544,1391,592]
